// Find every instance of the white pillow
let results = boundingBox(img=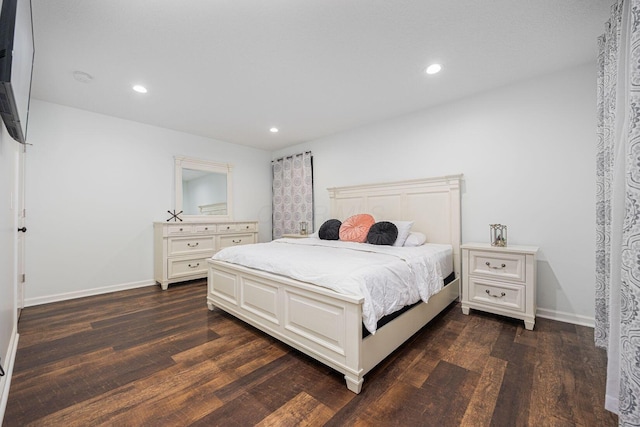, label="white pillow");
[403,231,427,247]
[391,221,414,246]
